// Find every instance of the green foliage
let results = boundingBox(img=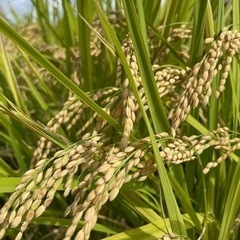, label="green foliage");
[0,1,239,240]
